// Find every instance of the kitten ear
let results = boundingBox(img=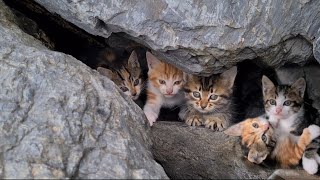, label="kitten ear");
[146,51,161,70]
[127,50,140,69]
[261,75,275,96]
[183,72,188,83]
[97,67,118,80]
[291,78,306,98]
[220,66,237,89]
[102,48,116,62]
[224,121,243,136]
